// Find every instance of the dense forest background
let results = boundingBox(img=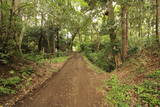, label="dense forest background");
[0,0,159,71]
[0,0,160,71]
